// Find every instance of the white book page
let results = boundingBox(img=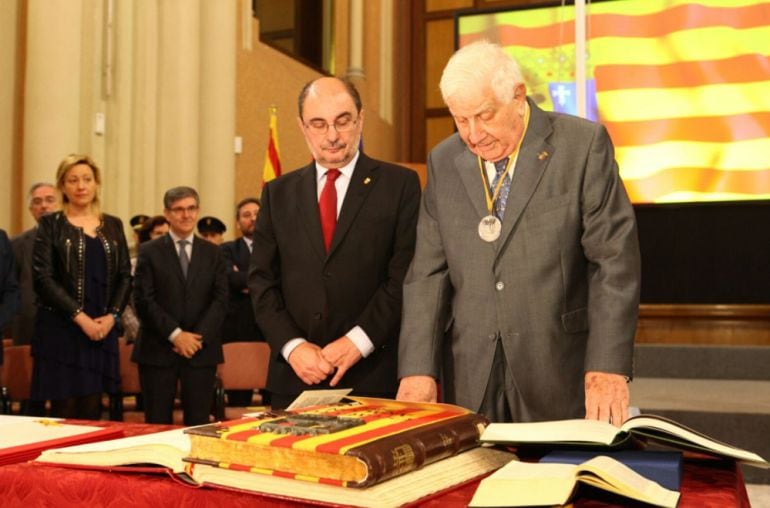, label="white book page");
[38,428,191,455]
[481,419,619,445]
[0,420,104,448]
